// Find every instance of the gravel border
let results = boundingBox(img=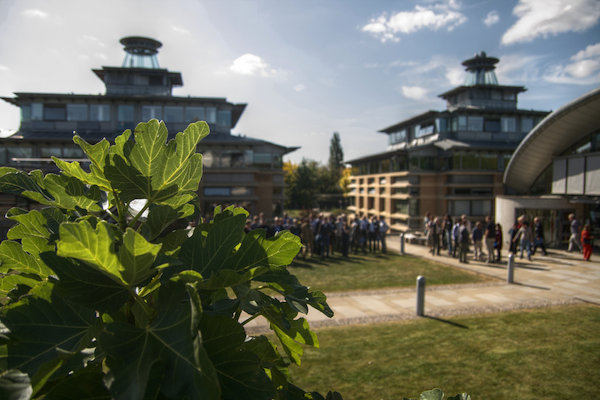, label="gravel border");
[323,281,505,298]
